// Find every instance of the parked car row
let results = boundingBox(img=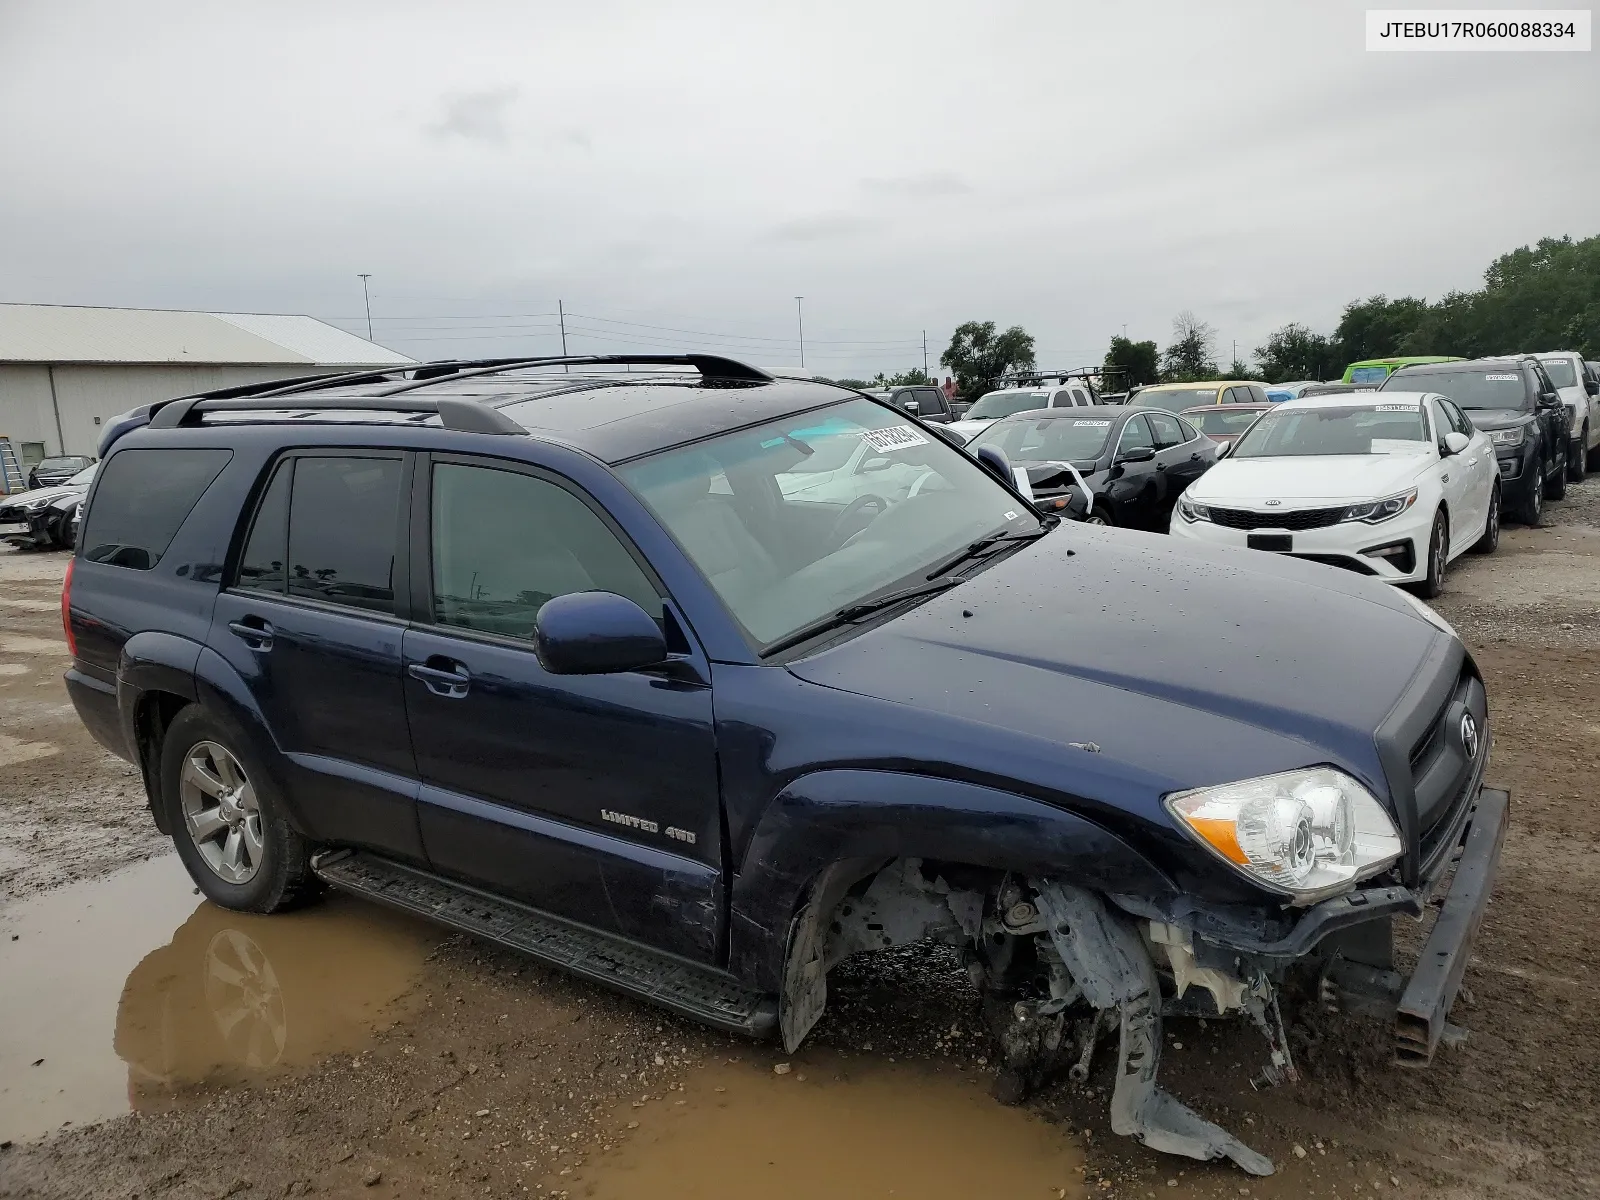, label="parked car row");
[0,462,96,550]
[945,351,1593,600]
